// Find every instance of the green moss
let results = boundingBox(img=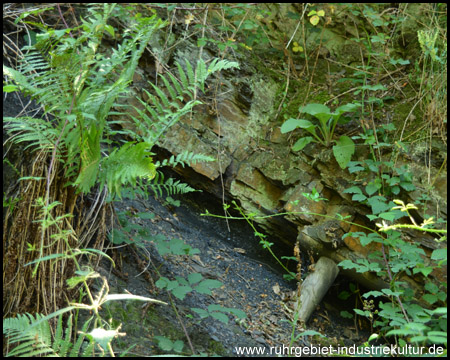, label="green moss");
[206,339,227,356]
